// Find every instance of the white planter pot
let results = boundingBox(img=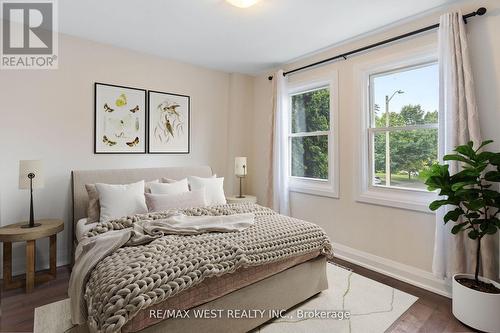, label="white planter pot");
[452,274,500,333]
